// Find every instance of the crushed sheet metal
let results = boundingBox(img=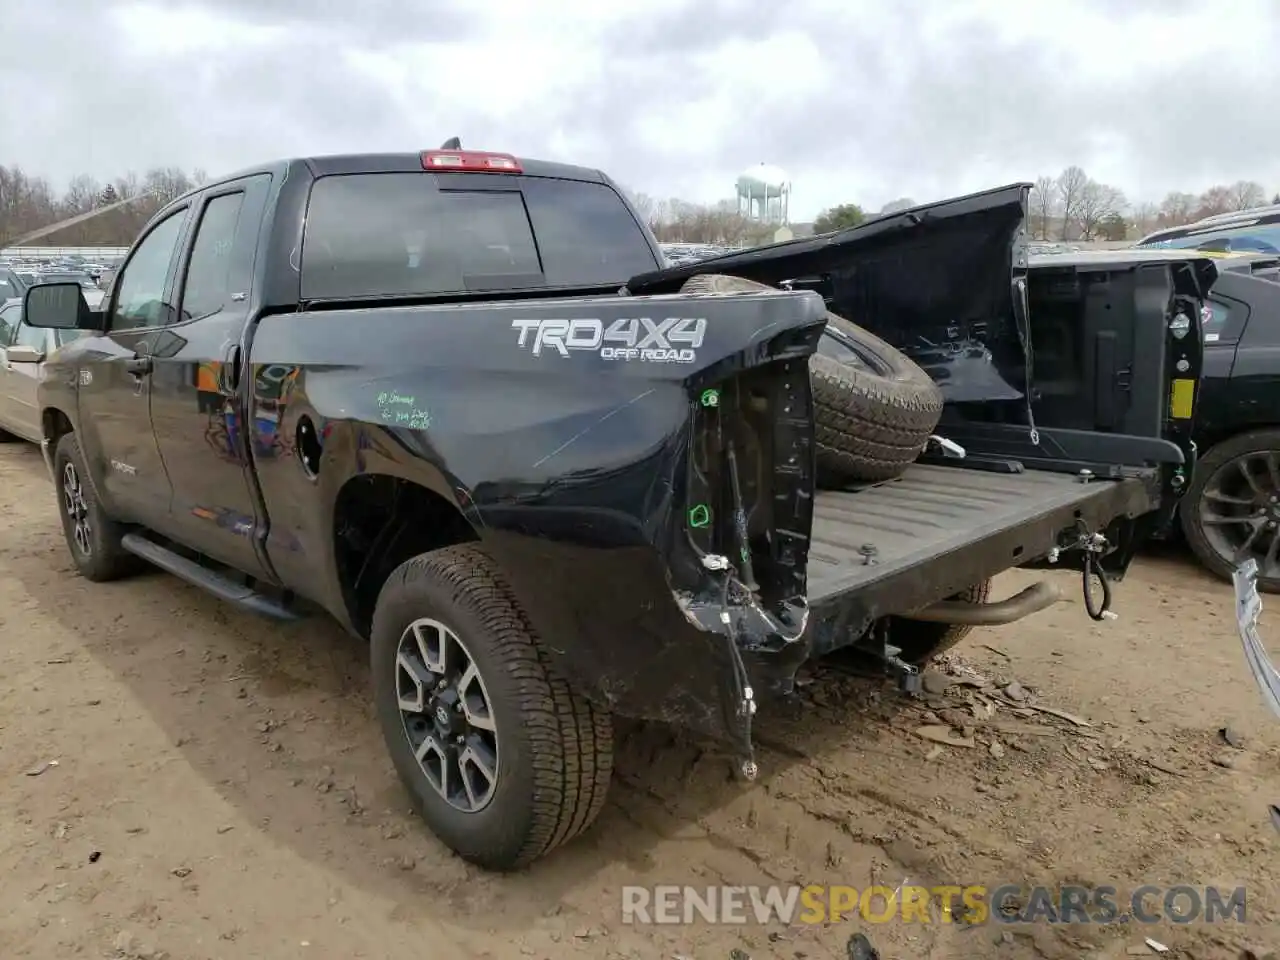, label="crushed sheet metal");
[1233,558,1280,719]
